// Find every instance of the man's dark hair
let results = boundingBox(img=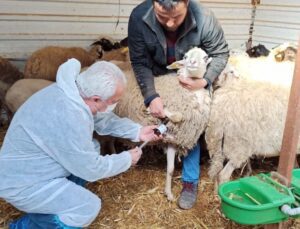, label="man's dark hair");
[153,0,185,10]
